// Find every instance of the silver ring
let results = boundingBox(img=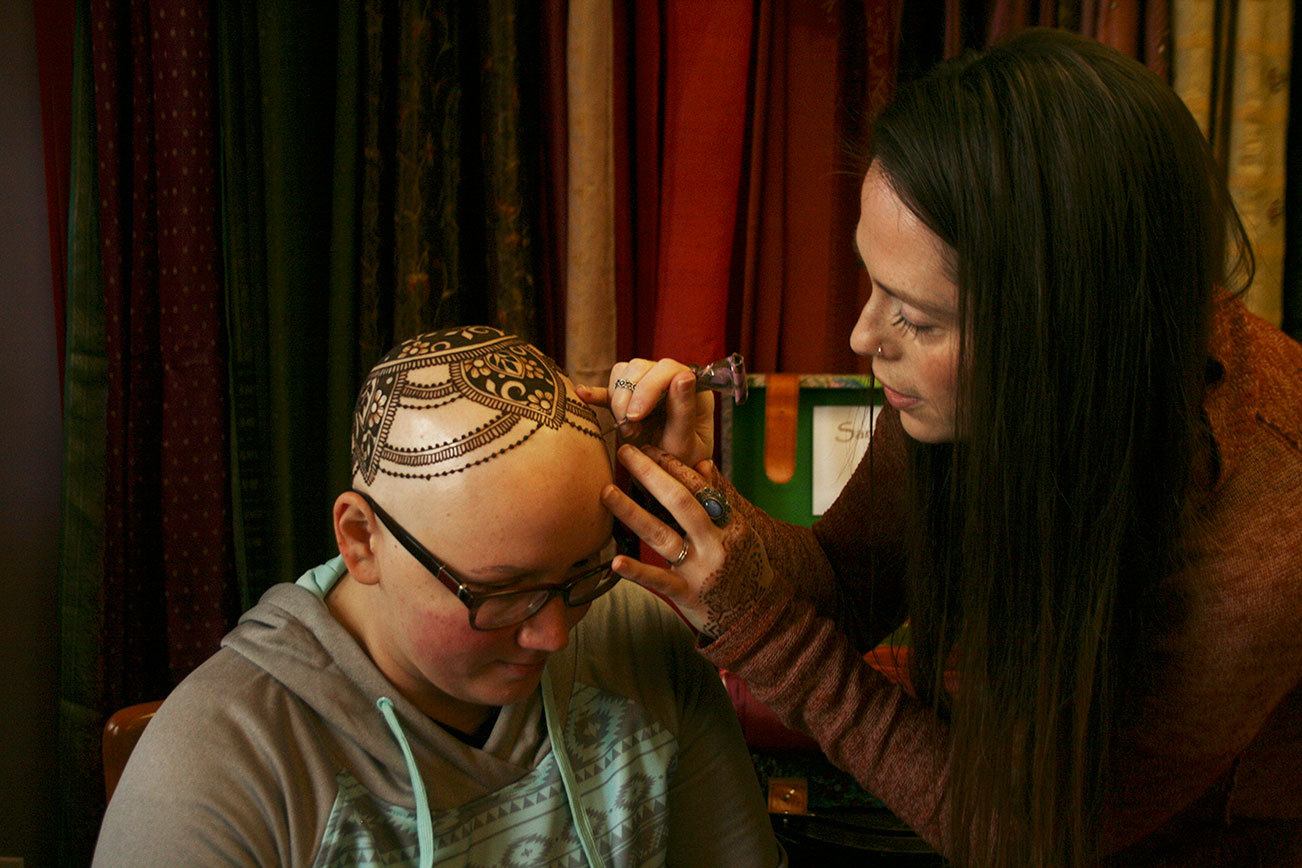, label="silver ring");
[694,487,731,527]
[613,378,637,392]
[875,344,883,356]
[669,538,690,568]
